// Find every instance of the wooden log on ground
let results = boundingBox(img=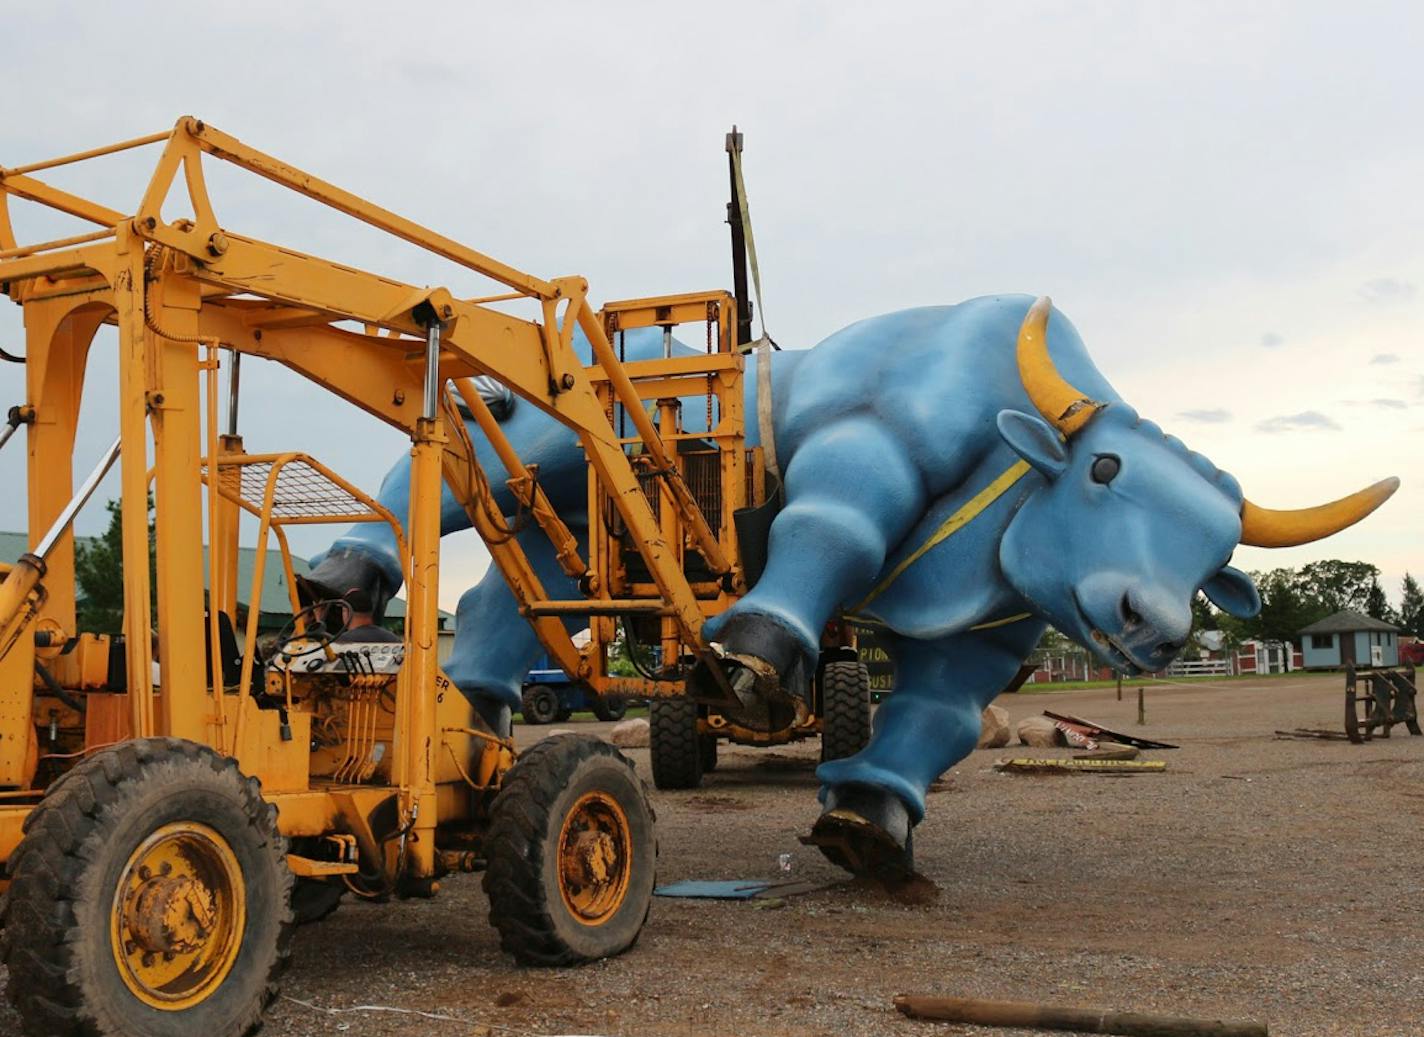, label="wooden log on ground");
[893,994,1267,1036]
